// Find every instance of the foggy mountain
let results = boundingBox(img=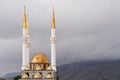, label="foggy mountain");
[58,60,120,80]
